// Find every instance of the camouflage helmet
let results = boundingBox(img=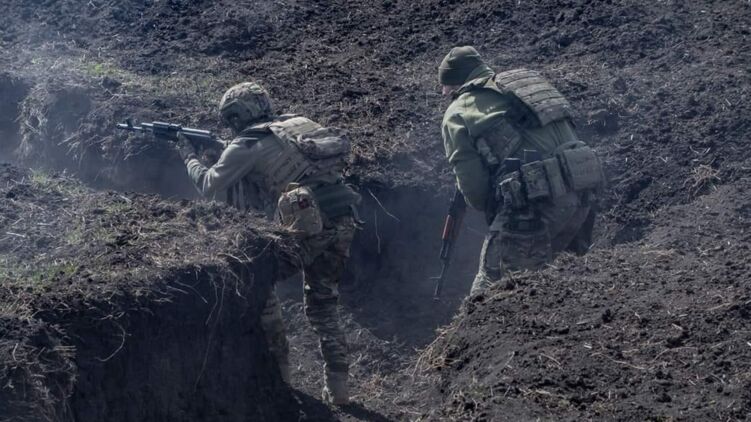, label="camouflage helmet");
[219,82,273,130]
